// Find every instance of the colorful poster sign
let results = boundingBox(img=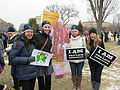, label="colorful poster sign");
[42,11,60,25]
[30,49,53,66]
